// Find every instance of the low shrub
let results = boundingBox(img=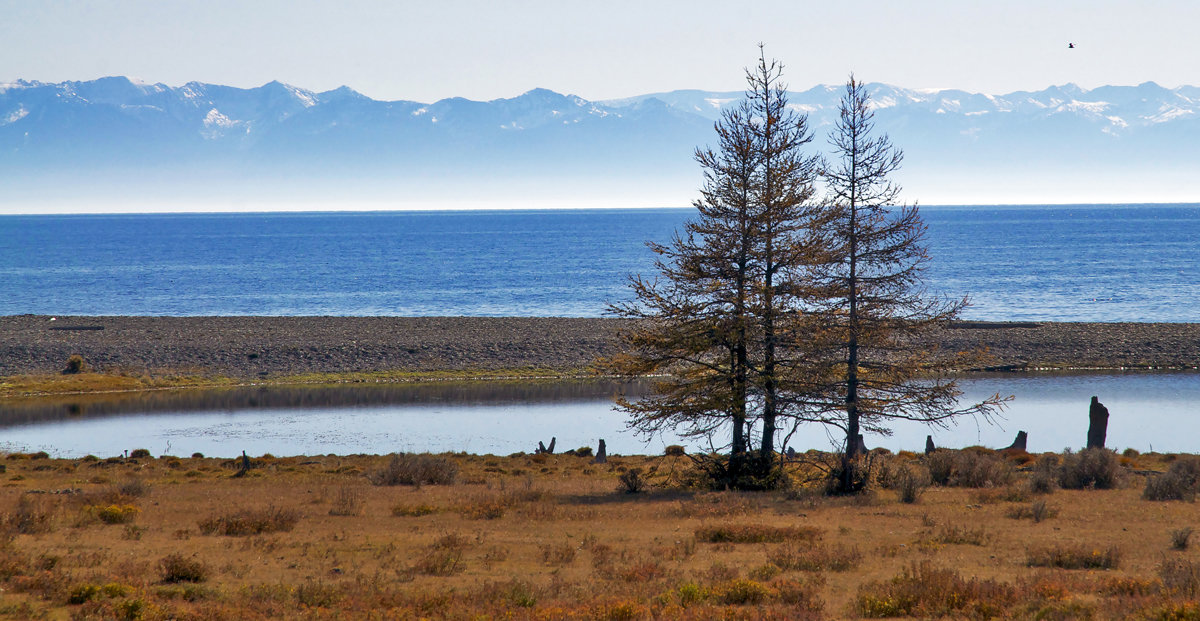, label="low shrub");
[617,468,647,494]
[296,580,342,607]
[1007,499,1057,522]
[368,453,458,486]
[197,506,299,536]
[160,553,208,583]
[695,524,821,544]
[83,504,140,525]
[327,486,364,516]
[412,534,469,576]
[67,583,102,605]
[712,578,771,605]
[925,450,955,486]
[768,542,861,572]
[878,457,929,503]
[5,494,57,534]
[477,578,539,608]
[924,449,1013,488]
[856,561,1016,618]
[1173,526,1195,551]
[1026,543,1121,569]
[931,523,990,546]
[1145,472,1196,502]
[458,495,510,520]
[116,478,151,497]
[392,503,437,517]
[1029,454,1058,494]
[63,354,89,374]
[129,449,152,459]
[539,541,577,566]
[952,449,1015,488]
[1057,448,1121,490]
[1160,557,1200,598]
[1145,457,1200,501]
